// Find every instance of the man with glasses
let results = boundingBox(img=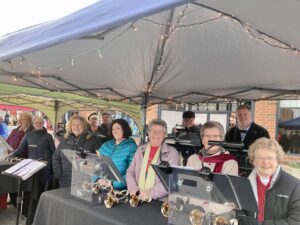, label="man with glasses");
[187,121,238,175]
